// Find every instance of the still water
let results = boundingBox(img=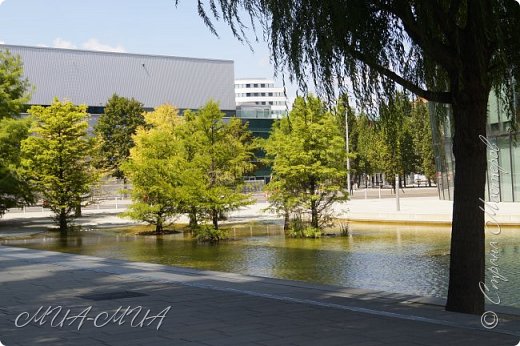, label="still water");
[3,223,519,307]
